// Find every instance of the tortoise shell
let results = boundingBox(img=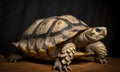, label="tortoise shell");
[13,15,88,60]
